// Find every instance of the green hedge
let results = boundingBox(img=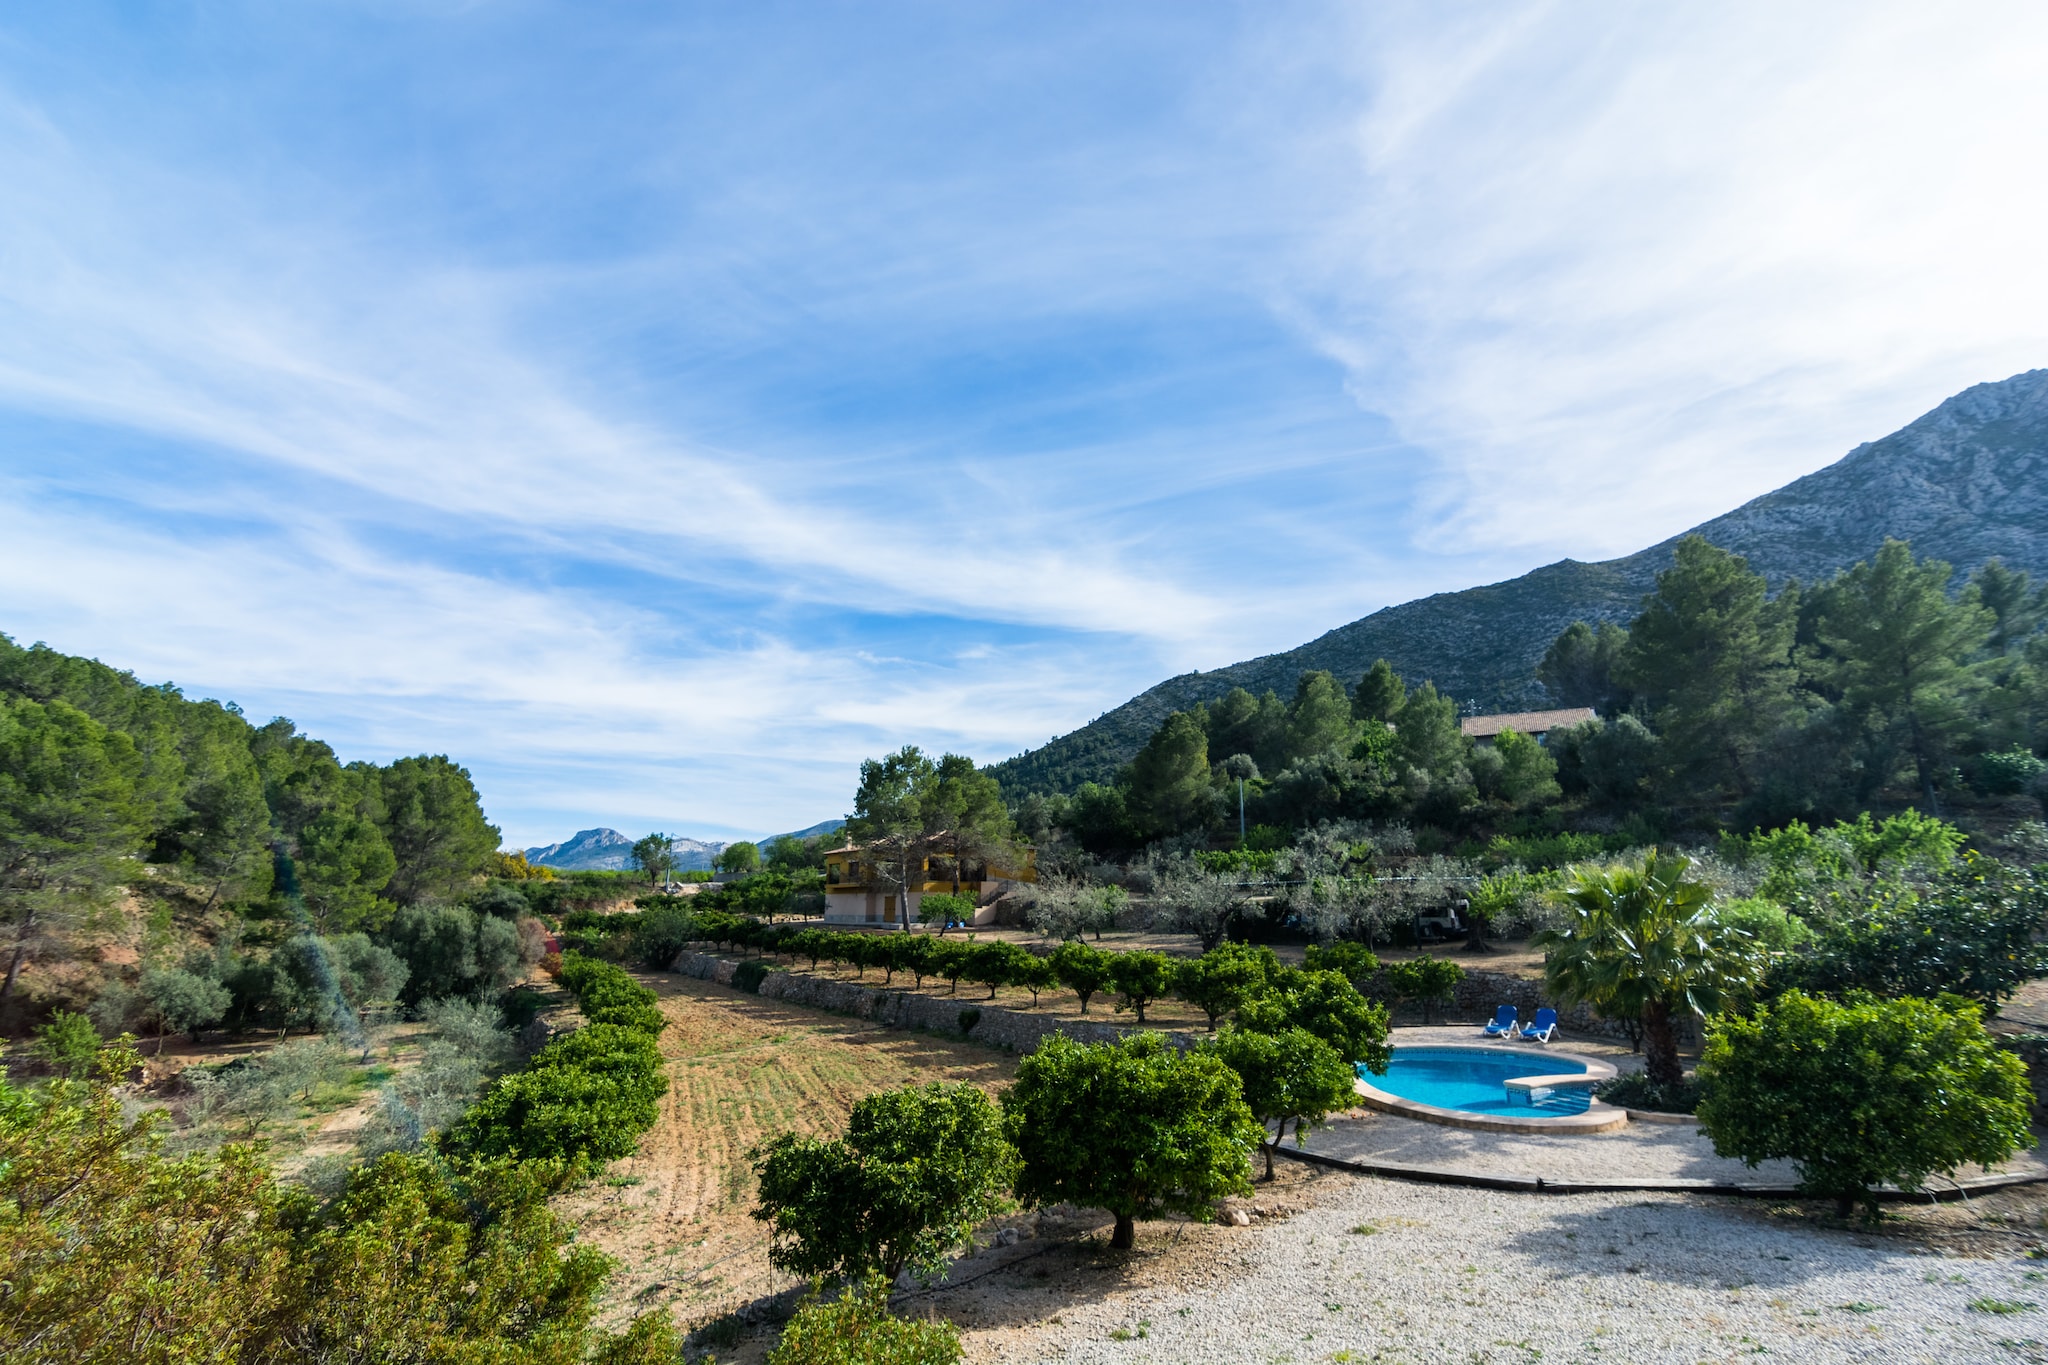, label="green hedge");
[443,953,668,1165]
